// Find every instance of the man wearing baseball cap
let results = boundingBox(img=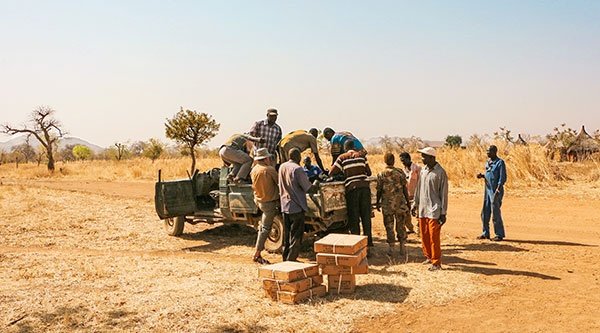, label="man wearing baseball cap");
[411,147,448,271]
[248,108,282,159]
